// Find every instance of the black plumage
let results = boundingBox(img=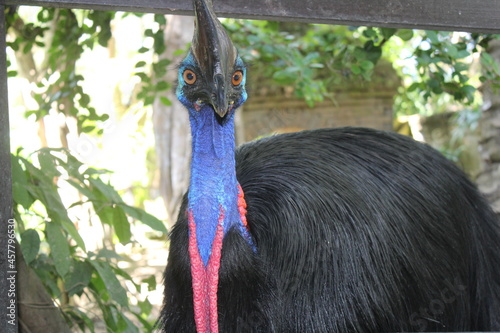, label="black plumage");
[161,127,500,332]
